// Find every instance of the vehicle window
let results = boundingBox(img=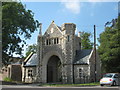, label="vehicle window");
[114,74,118,78]
[103,74,113,78]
